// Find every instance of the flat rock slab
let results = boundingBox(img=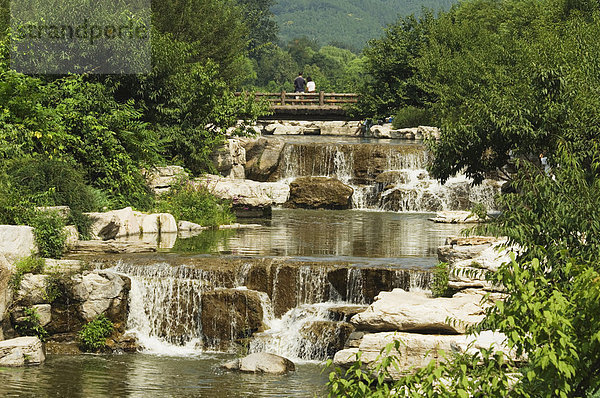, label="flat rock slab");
[351,289,486,334]
[334,331,510,379]
[0,336,45,367]
[70,240,157,254]
[222,352,295,375]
